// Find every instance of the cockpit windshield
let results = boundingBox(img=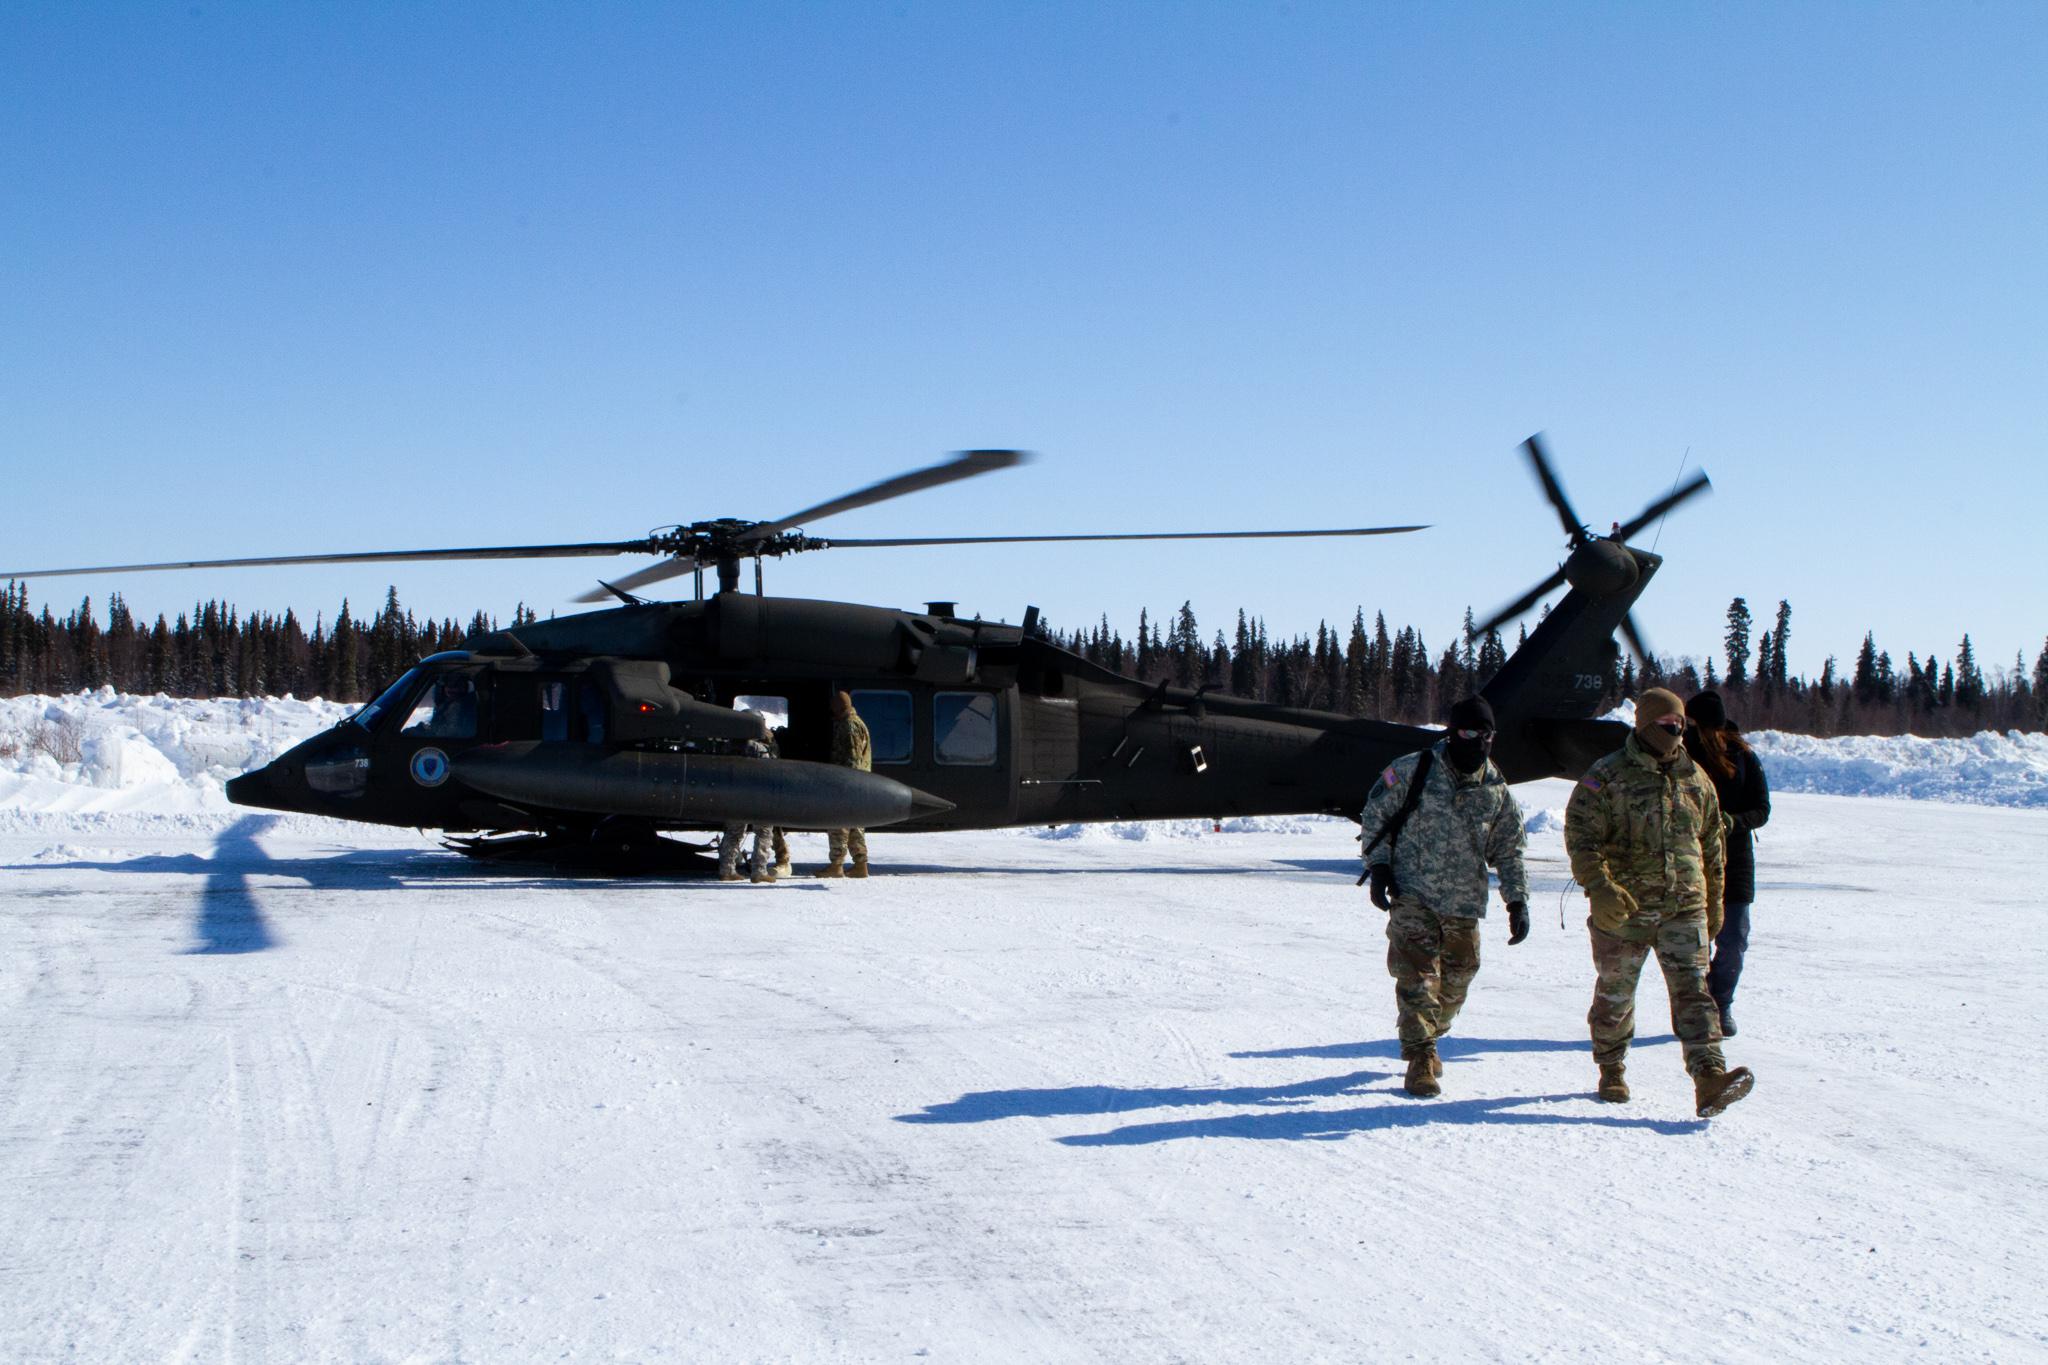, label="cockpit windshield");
[351,668,424,731]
